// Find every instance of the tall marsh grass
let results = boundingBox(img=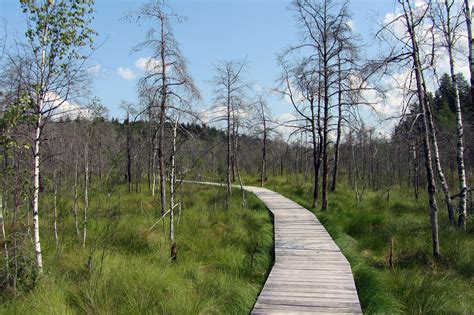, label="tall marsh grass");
[257,175,474,314]
[1,183,273,314]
